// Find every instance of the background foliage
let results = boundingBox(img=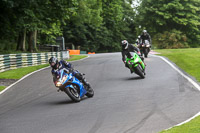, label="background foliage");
[0,0,200,53]
[135,0,200,49]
